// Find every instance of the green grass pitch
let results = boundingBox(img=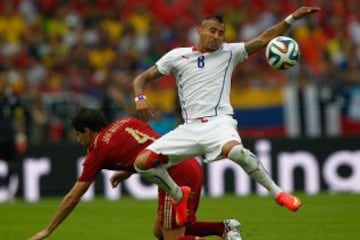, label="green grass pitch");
[1,193,359,240]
